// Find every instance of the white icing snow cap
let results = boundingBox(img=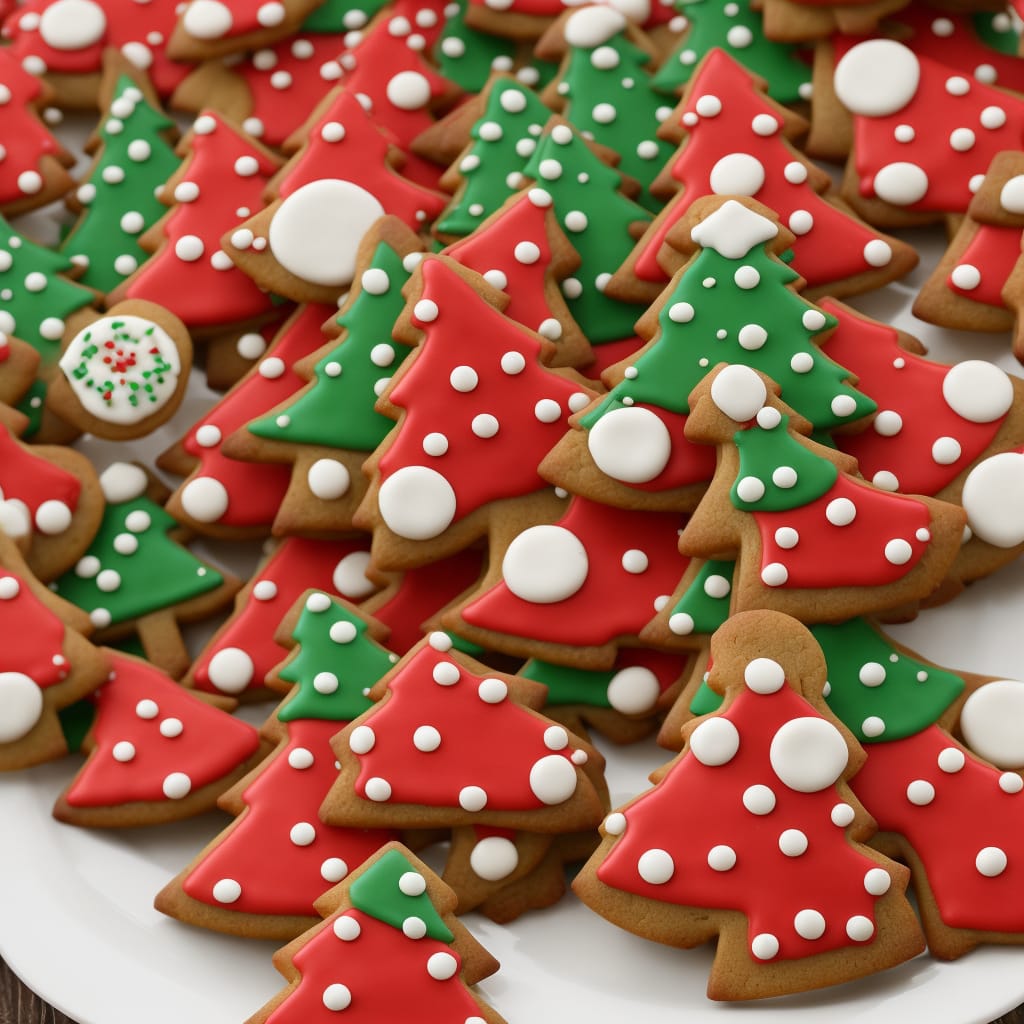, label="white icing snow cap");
[689,200,779,259]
